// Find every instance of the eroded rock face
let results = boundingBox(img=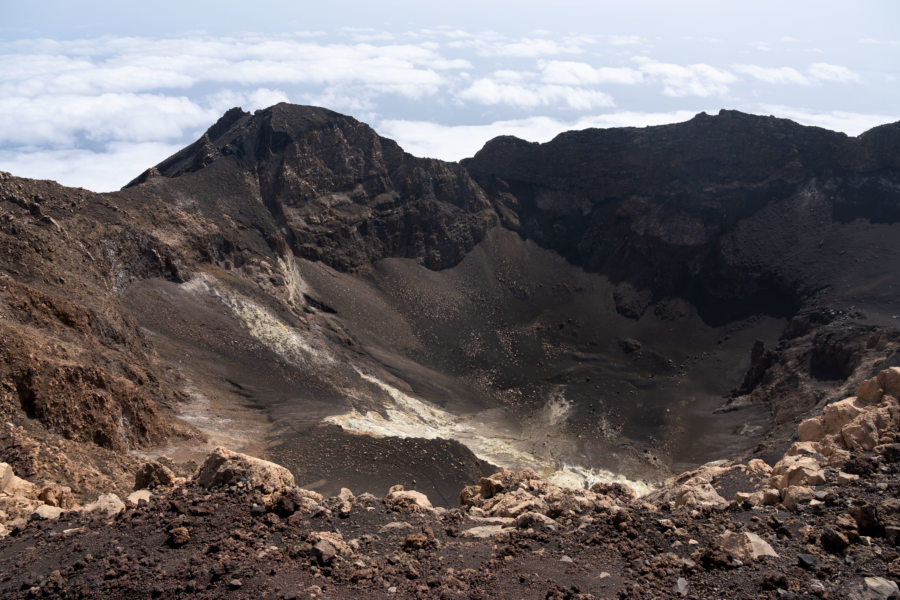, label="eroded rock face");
[127,104,498,273]
[463,111,900,325]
